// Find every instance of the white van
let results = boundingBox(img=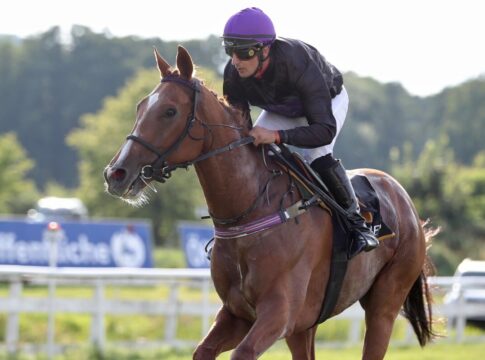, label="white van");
[27,197,88,222]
